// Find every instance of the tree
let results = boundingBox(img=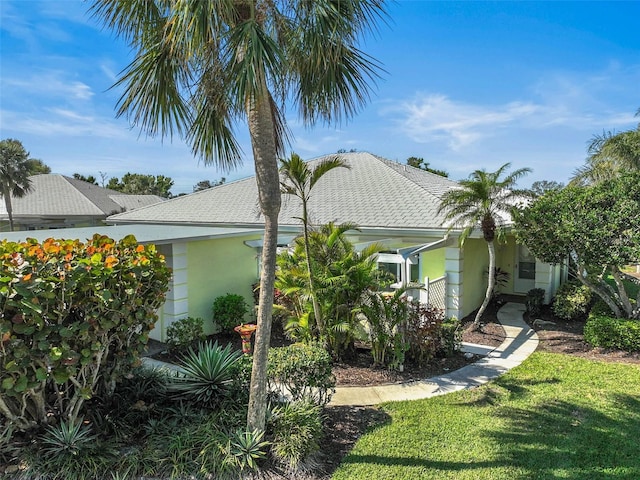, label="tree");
[407,156,449,177]
[275,222,385,357]
[73,173,99,185]
[280,153,349,341]
[26,158,51,175]
[90,0,387,431]
[0,139,34,231]
[194,178,226,192]
[514,173,640,319]
[571,109,640,185]
[107,173,174,198]
[438,163,531,328]
[529,180,564,197]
